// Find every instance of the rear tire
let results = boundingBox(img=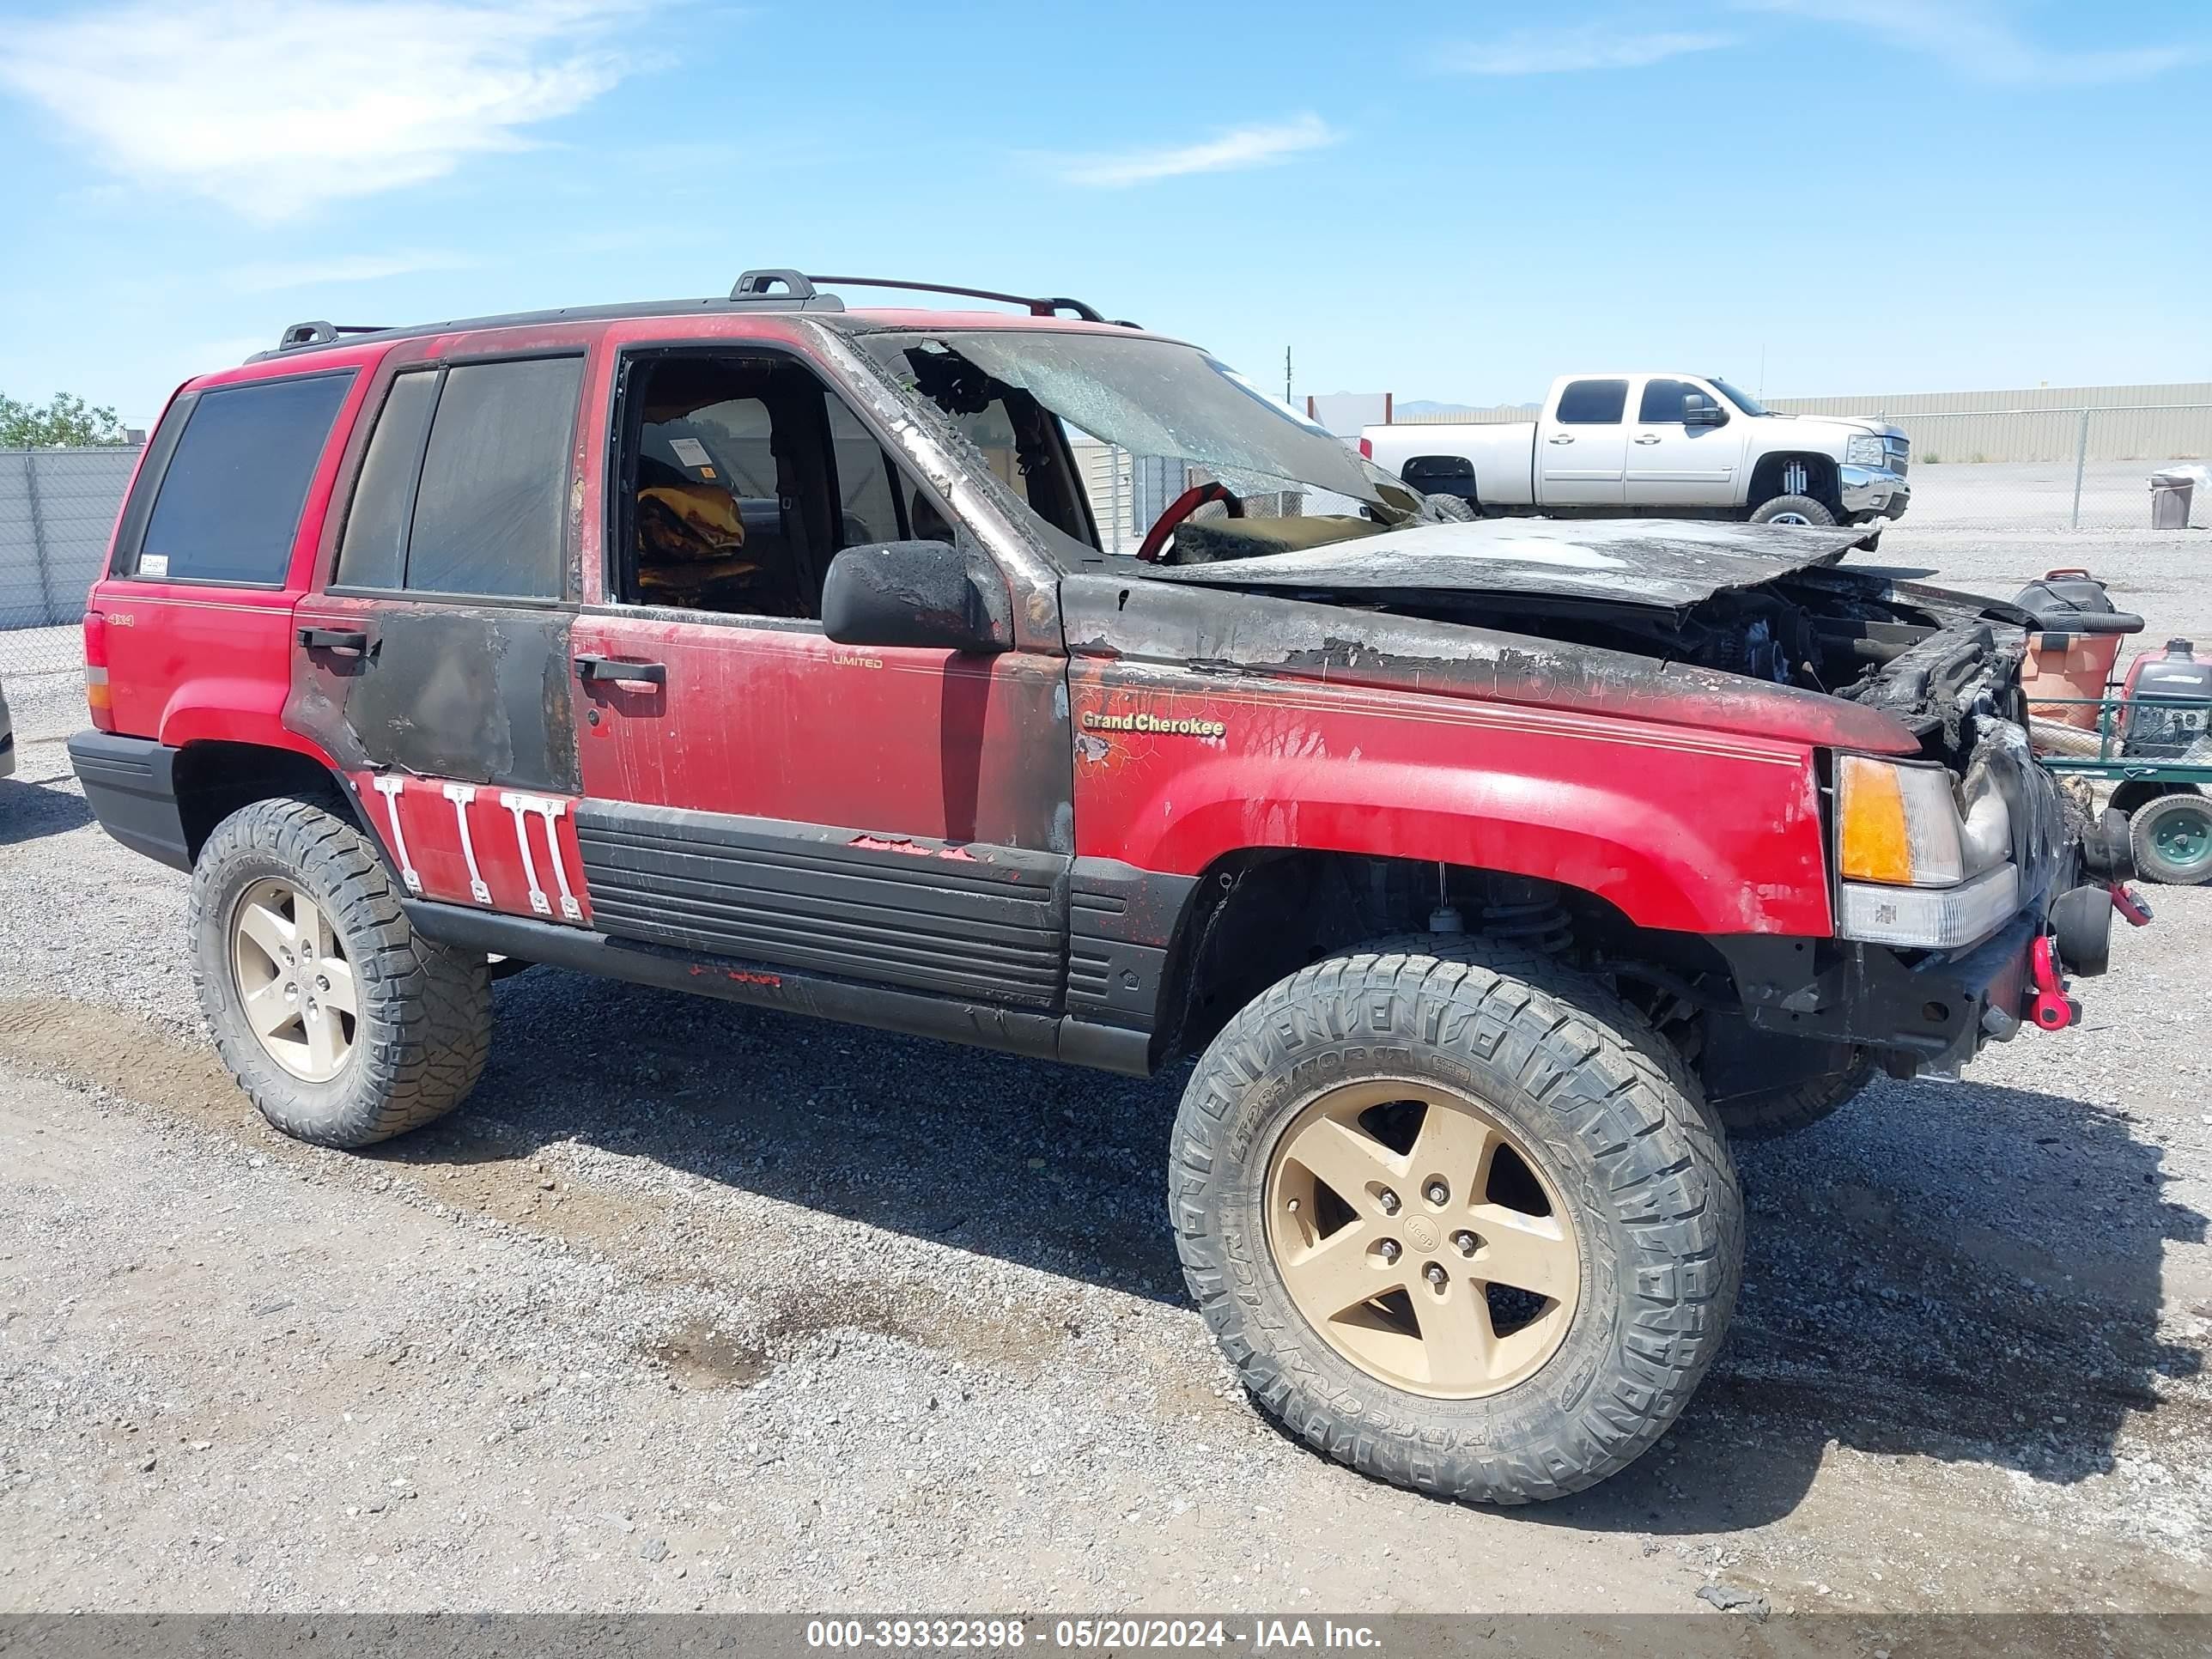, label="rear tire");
[1170,937,1741,1504]
[2130,790,2212,886]
[191,795,492,1148]
[1715,1056,1875,1140]
[1750,494,1837,527]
